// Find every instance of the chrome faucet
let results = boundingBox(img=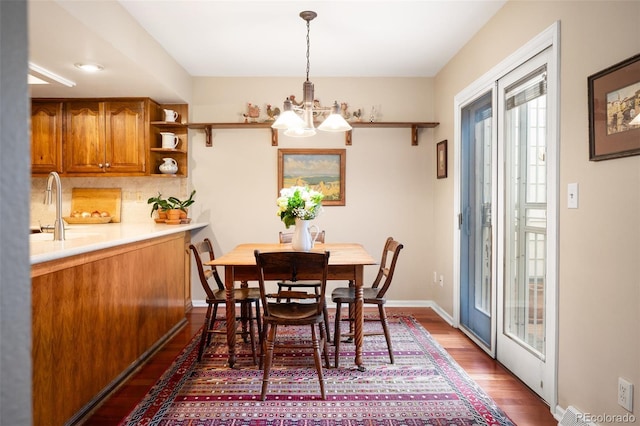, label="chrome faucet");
[44,171,65,241]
